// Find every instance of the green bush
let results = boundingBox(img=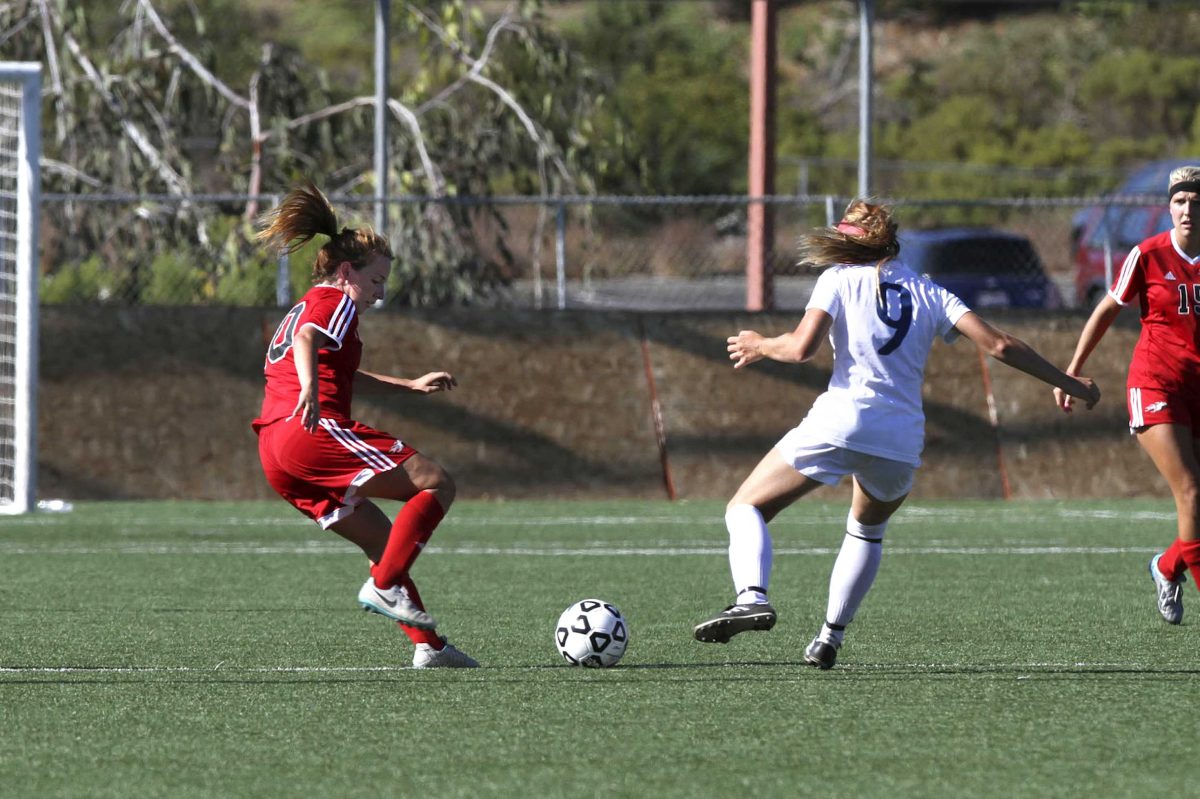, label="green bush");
[140,252,207,306]
[213,263,279,307]
[40,256,126,304]
[562,2,749,195]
